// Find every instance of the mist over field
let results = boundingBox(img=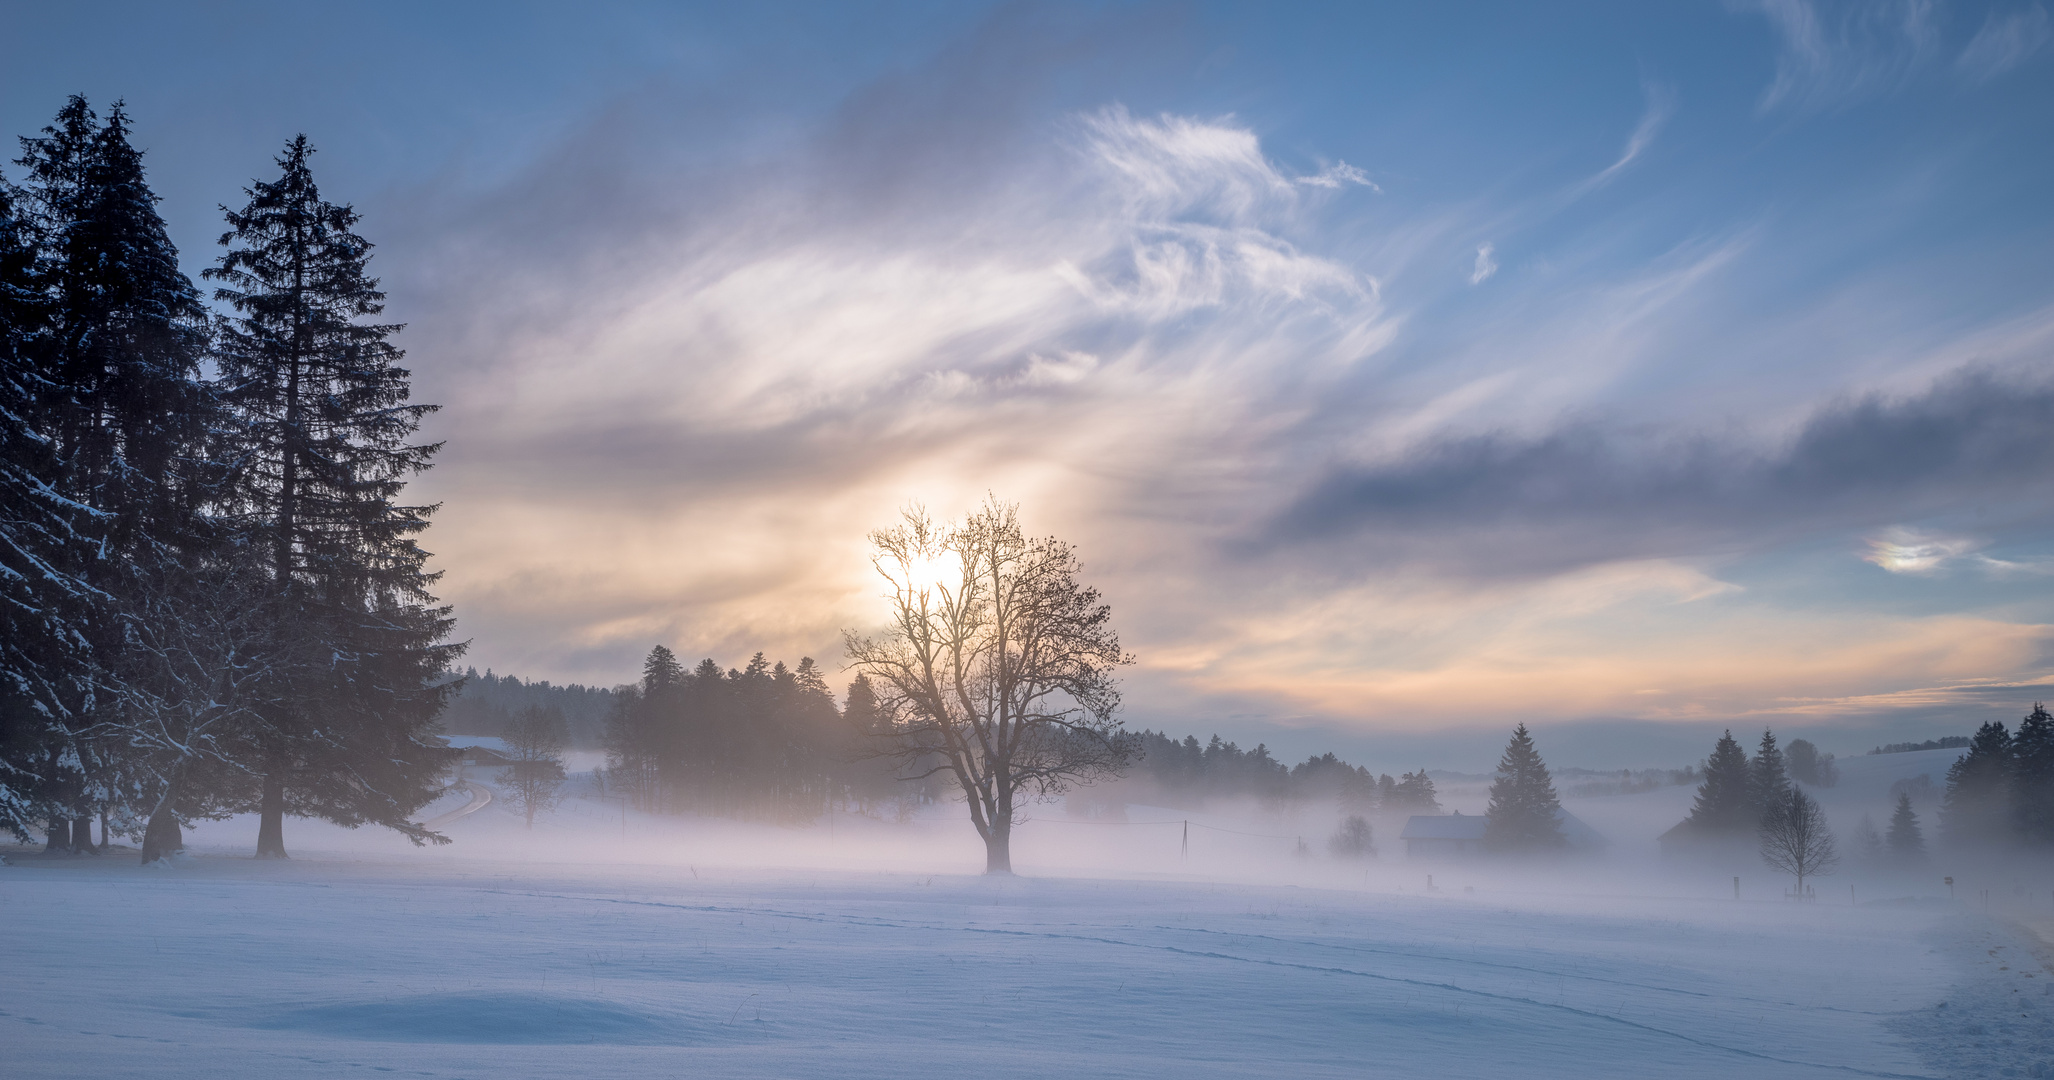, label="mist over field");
[6,2,2054,1079]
